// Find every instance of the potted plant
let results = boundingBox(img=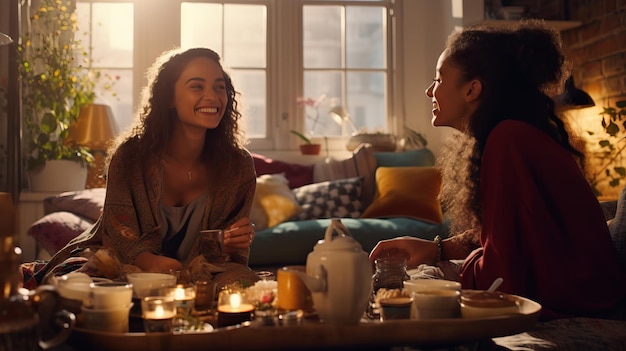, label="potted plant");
[290,130,321,155]
[587,99,626,197]
[18,0,99,191]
